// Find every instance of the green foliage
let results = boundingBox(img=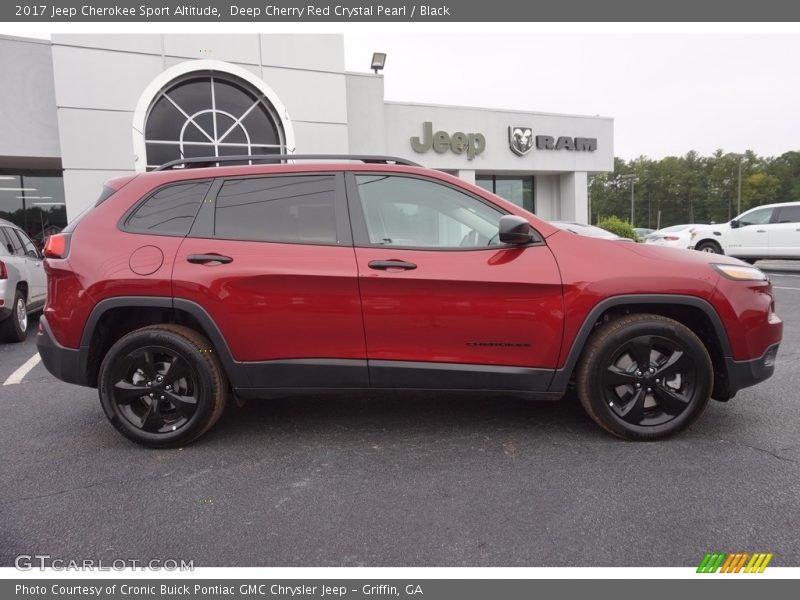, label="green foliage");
[596,215,637,240]
[588,149,800,229]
